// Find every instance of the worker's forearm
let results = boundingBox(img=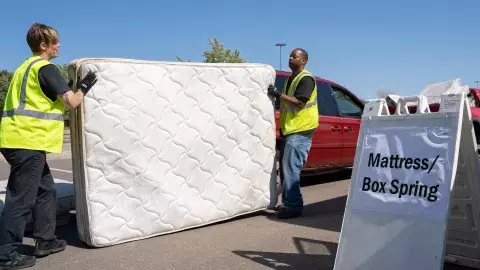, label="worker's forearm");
[61,90,84,109]
[279,94,305,108]
[72,91,85,108]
